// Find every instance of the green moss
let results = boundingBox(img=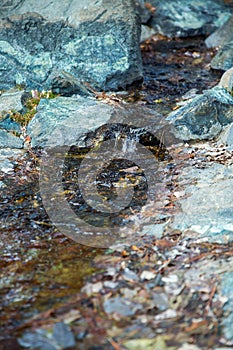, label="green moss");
[10,90,59,127]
